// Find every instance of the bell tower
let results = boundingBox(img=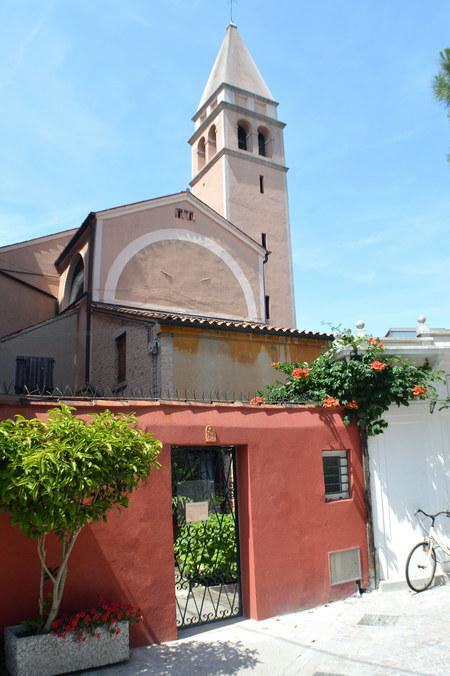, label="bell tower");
[189,23,296,327]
